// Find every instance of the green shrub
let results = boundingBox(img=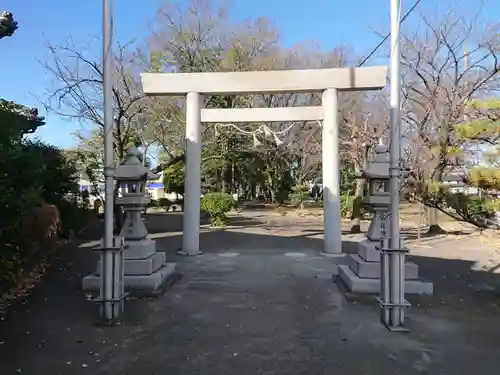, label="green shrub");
[340,195,354,218]
[484,198,500,214]
[422,180,449,204]
[163,160,184,197]
[0,100,93,287]
[446,193,500,221]
[175,198,184,211]
[158,198,171,210]
[55,196,94,237]
[289,183,309,208]
[200,192,234,226]
[340,164,356,196]
[289,192,303,206]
